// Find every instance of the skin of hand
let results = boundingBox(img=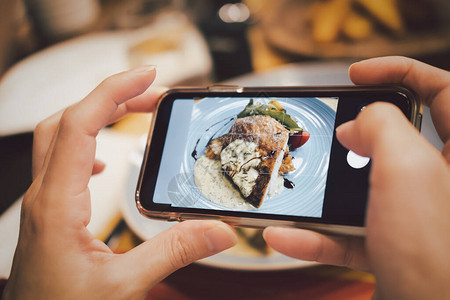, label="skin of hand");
[2,66,237,300]
[263,57,450,299]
